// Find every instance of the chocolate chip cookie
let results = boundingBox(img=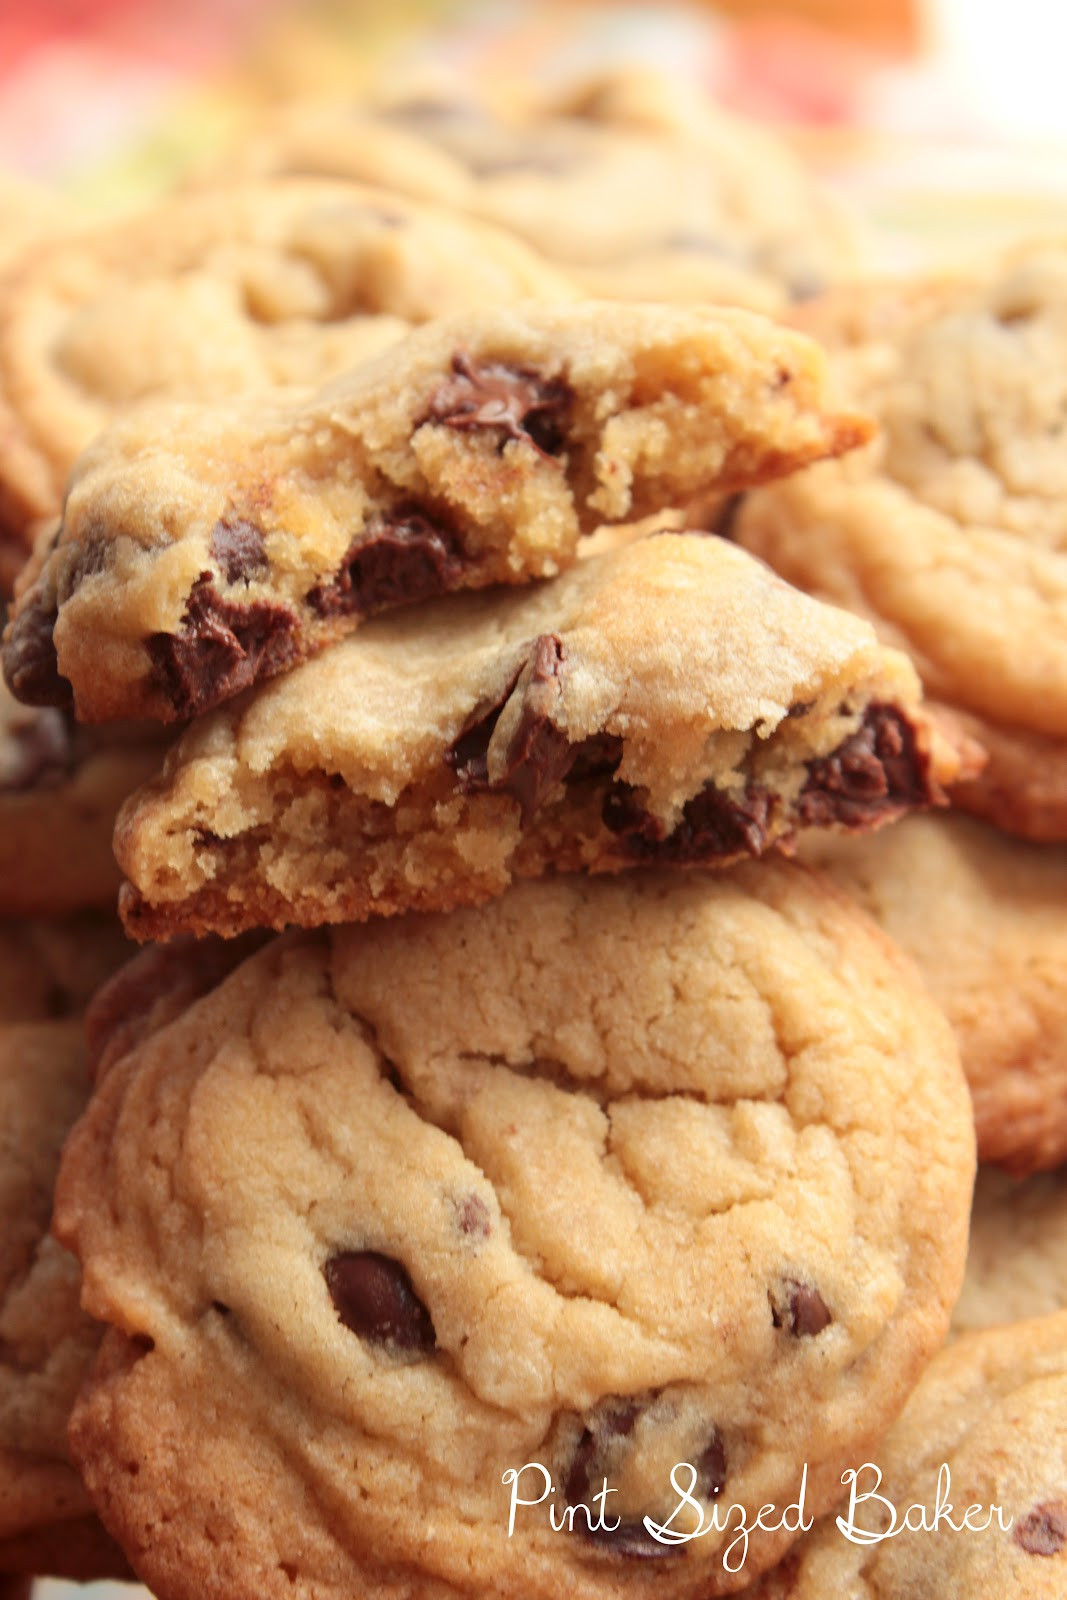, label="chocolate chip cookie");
[803,812,1067,1173]
[735,239,1067,841]
[0,1021,129,1580]
[54,865,974,1600]
[749,1312,1067,1598]
[0,178,577,558]
[3,302,871,724]
[112,532,957,939]
[952,1167,1067,1335]
[0,674,166,914]
[207,67,854,311]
